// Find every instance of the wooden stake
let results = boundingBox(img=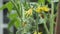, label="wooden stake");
[55,0,60,34]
